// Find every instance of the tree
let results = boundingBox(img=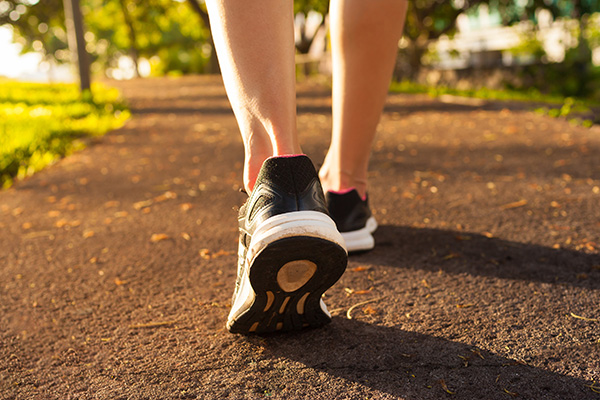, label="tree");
[402,0,491,78]
[62,0,90,91]
[0,0,213,77]
[184,0,219,73]
[0,0,69,67]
